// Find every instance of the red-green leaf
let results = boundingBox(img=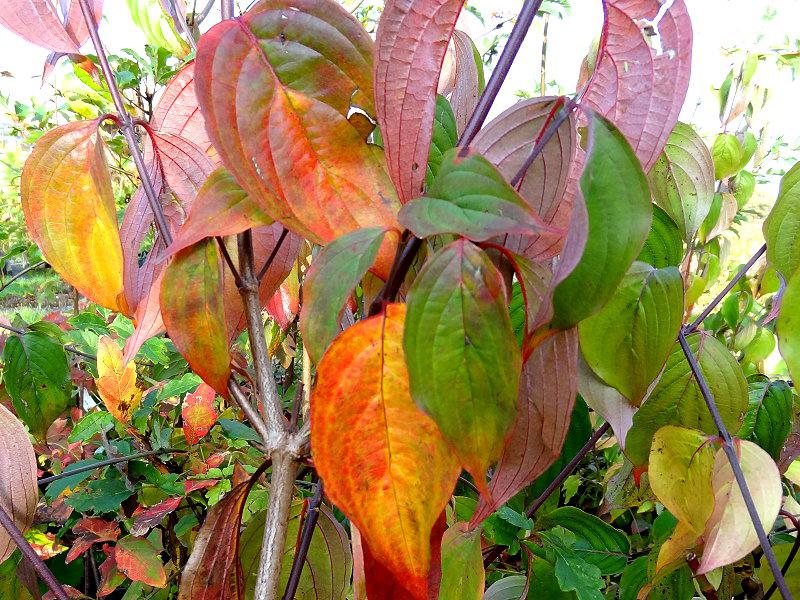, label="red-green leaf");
[311,304,460,600]
[582,0,693,172]
[404,239,521,494]
[21,120,128,313]
[114,535,167,588]
[472,328,579,524]
[145,130,217,207]
[182,384,218,445]
[66,518,120,564]
[375,0,465,202]
[195,0,400,267]
[131,497,182,537]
